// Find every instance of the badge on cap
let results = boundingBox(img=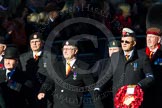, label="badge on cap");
[65,41,69,45]
[33,34,37,39]
[122,28,135,37]
[122,31,128,36]
[113,41,116,46]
